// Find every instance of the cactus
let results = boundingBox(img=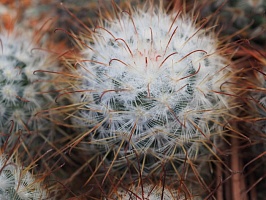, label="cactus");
[0,17,74,192]
[0,27,62,145]
[249,51,266,200]
[66,0,233,184]
[0,5,80,200]
[0,0,265,199]
[104,164,208,199]
[0,153,48,200]
[110,183,195,200]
